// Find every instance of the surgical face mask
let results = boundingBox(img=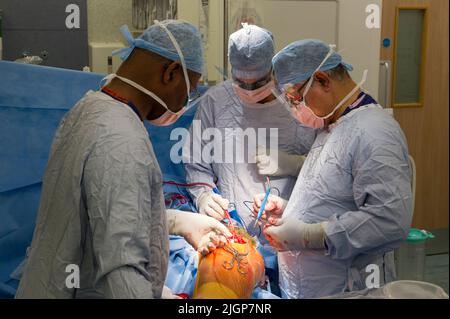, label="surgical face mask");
[102,20,194,127]
[233,80,275,104]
